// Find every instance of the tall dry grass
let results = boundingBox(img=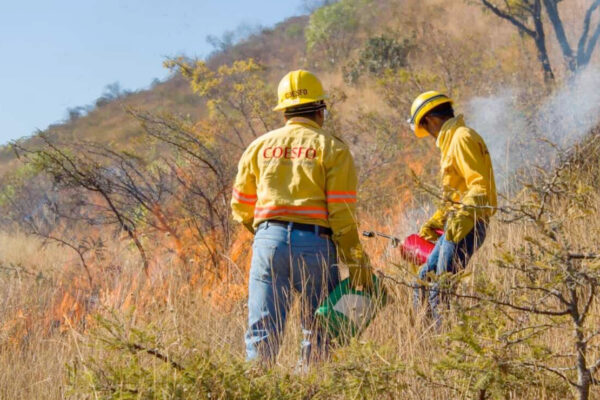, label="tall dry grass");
[1,193,596,399]
[0,232,73,399]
